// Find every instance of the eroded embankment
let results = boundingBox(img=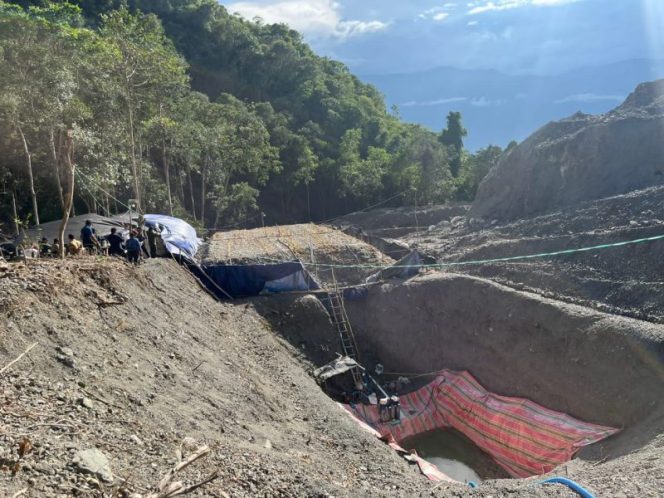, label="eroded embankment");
[343,273,664,455]
[254,270,664,496]
[0,258,434,497]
